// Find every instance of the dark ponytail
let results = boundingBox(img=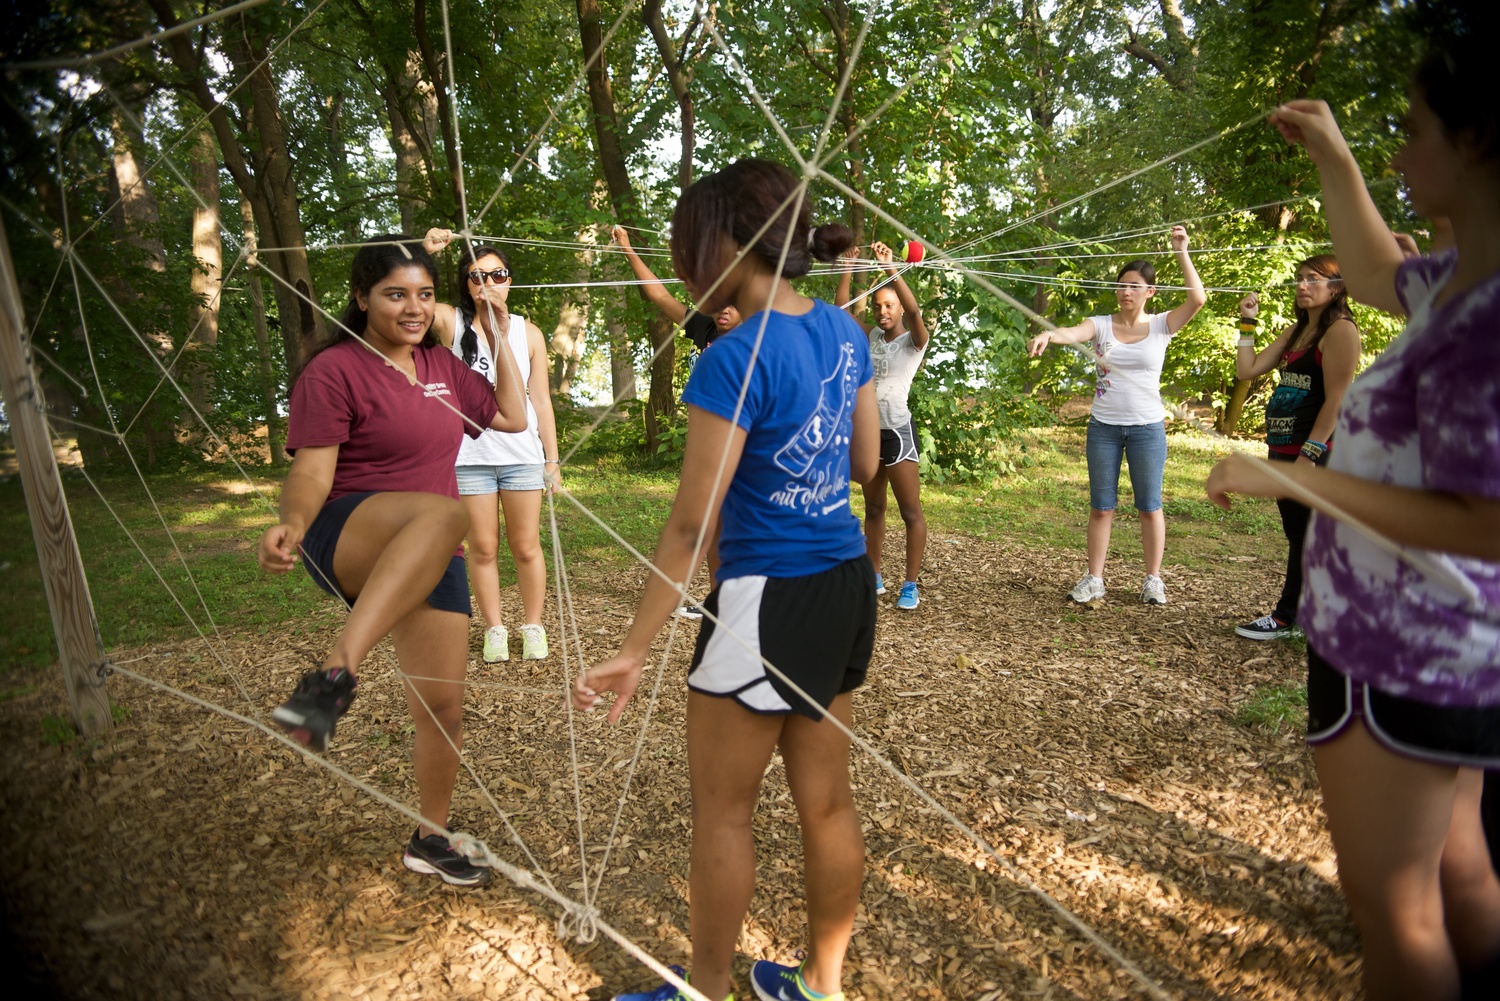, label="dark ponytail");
[672,158,854,293]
